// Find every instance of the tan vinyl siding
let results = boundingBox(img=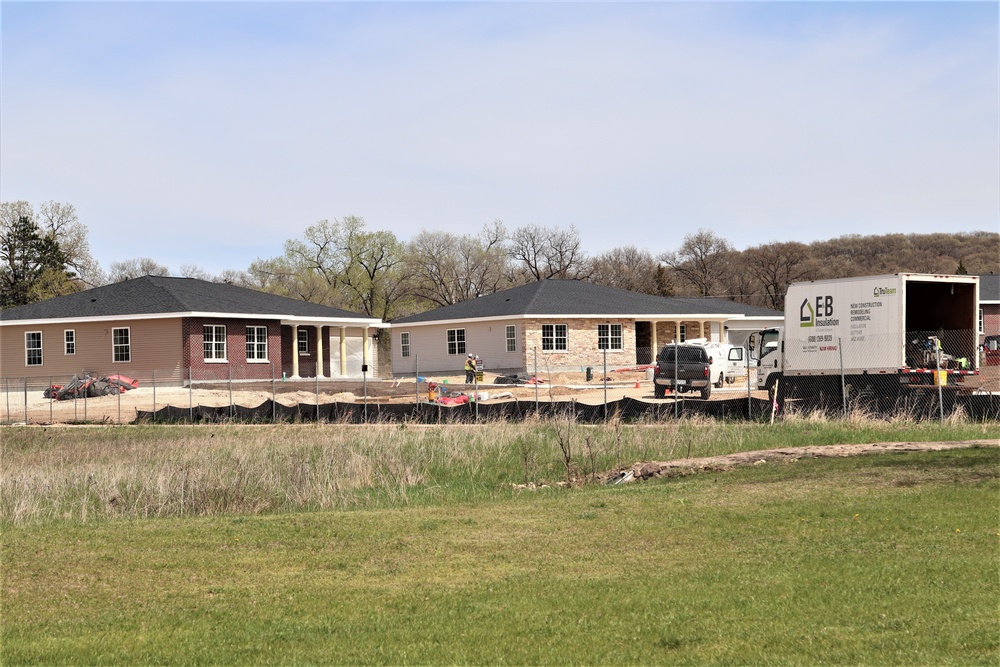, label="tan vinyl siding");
[391,319,527,375]
[1,318,184,384]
